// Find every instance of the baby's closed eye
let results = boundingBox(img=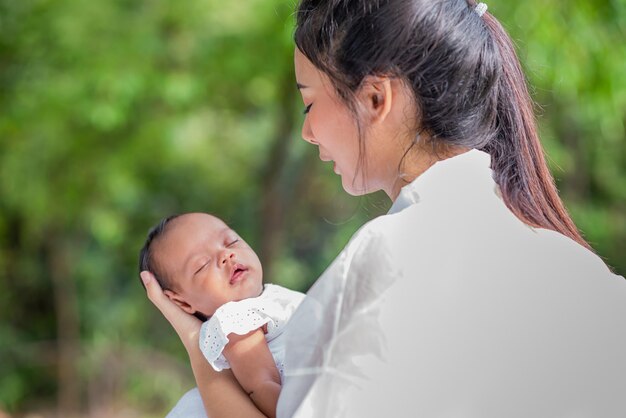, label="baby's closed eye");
[194,260,210,275]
